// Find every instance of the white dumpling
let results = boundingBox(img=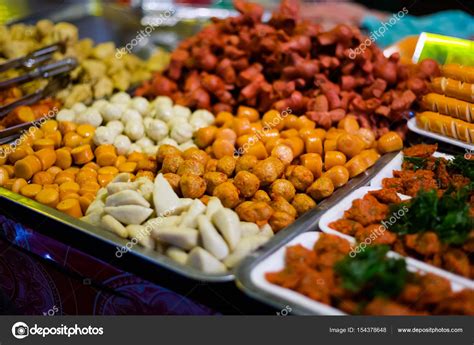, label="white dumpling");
[121,109,142,124]
[110,92,131,104]
[155,103,174,122]
[93,126,114,145]
[76,108,103,127]
[170,122,194,144]
[135,137,154,150]
[106,120,124,136]
[131,97,149,115]
[190,109,214,130]
[146,119,169,142]
[104,205,153,225]
[167,117,187,129]
[71,102,87,114]
[179,141,197,151]
[143,145,158,156]
[113,135,132,155]
[128,143,143,154]
[56,109,75,122]
[124,121,145,141]
[153,96,173,108]
[173,104,191,119]
[158,137,178,148]
[102,103,125,122]
[92,99,108,111]
[186,247,227,274]
[143,117,154,130]
[212,208,241,251]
